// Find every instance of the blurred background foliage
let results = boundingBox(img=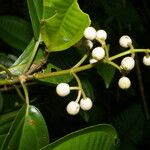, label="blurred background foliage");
[0,0,150,149]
